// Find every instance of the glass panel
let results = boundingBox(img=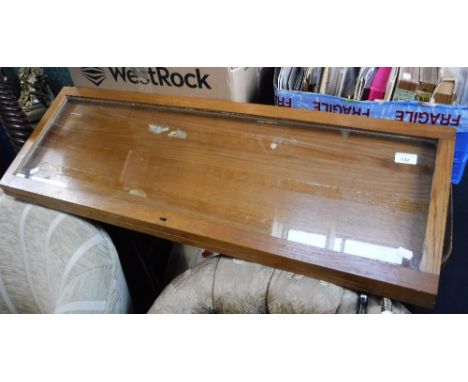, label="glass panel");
[16,96,437,269]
